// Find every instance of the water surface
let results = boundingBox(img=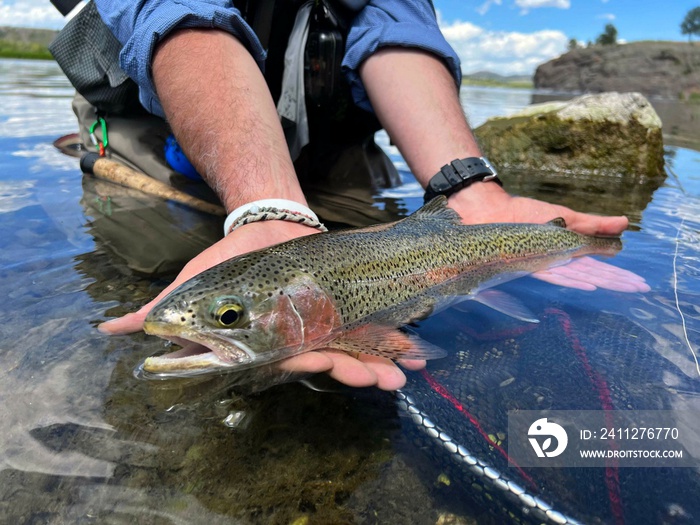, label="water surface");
[1,58,699,524]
